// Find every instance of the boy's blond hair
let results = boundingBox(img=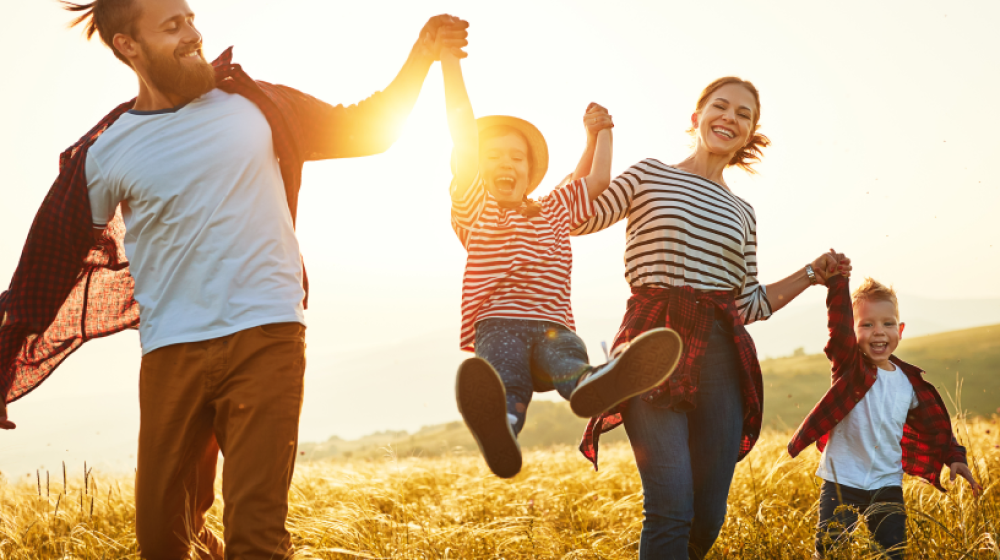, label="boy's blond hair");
[851,277,899,319]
